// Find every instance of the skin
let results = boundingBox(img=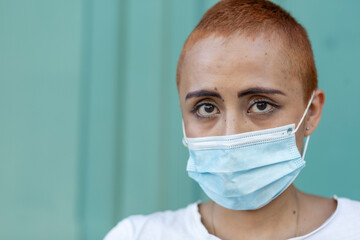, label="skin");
[178,34,336,239]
